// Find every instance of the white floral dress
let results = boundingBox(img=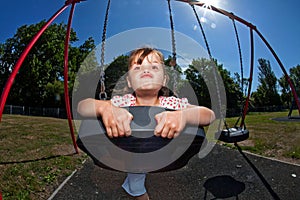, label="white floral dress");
[111,94,189,110]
